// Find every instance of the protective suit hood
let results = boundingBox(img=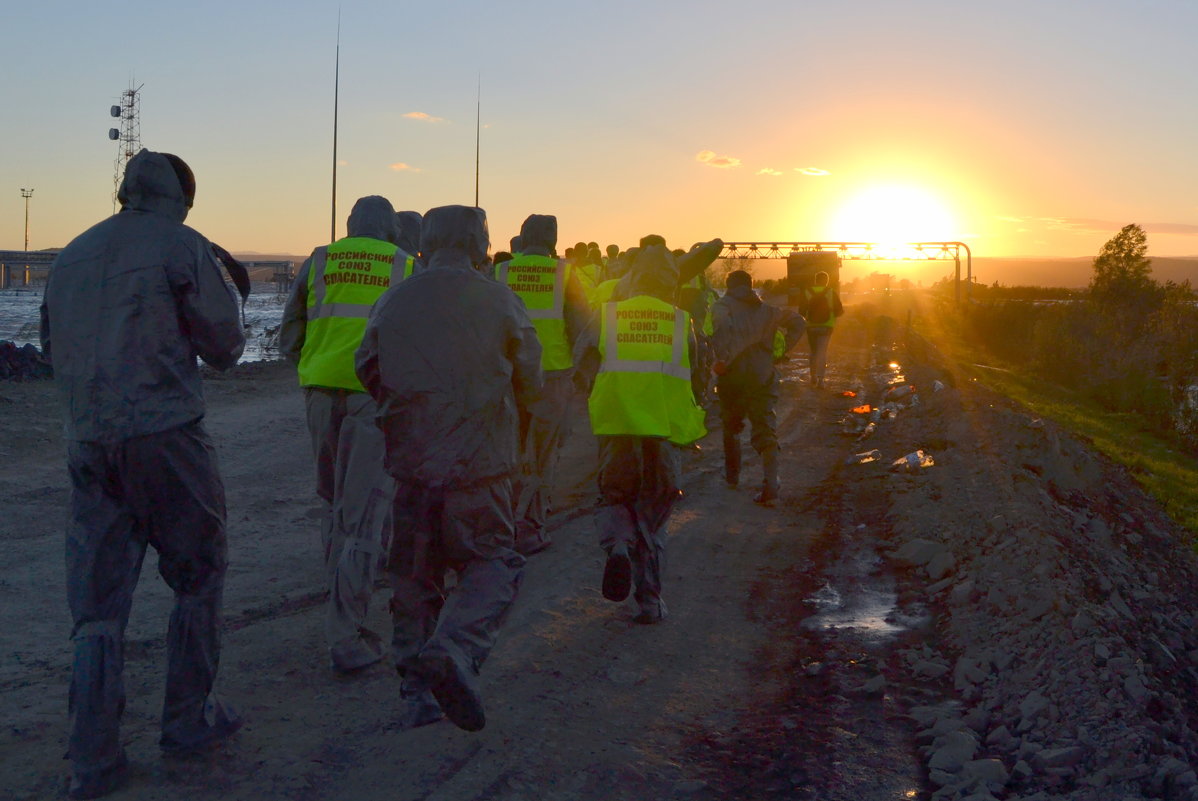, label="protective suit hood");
[518,214,557,256]
[726,282,762,307]
[420,205,489,266]
[627,244,678,301]
[346,196,399,242]
[396,211,422,254]
[116,150,192,223]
